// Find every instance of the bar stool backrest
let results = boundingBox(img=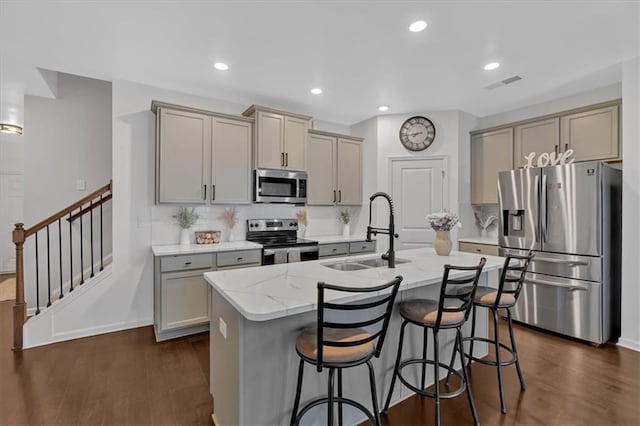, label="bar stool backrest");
[494,251,535,307]
[316,275,403,371]
[434,258,487,330]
